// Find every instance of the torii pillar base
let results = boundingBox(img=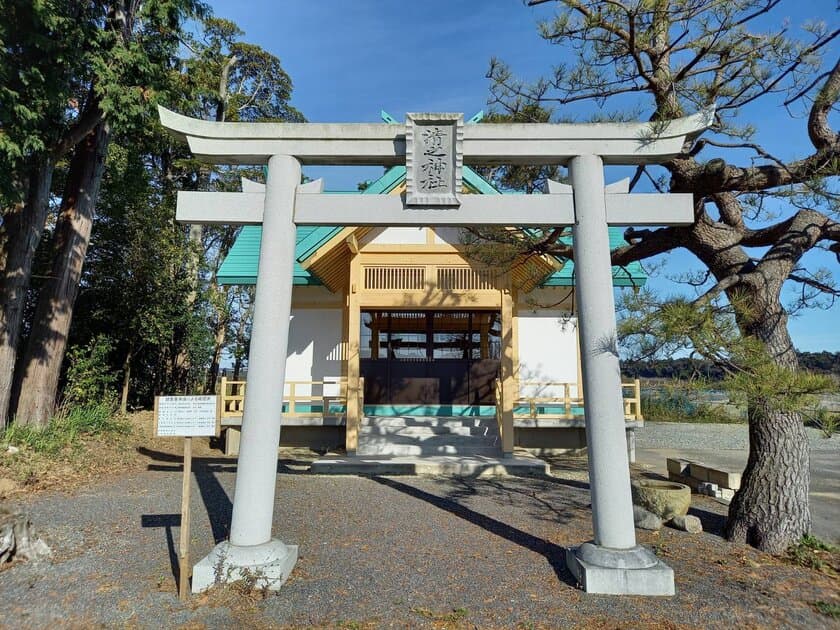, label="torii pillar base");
[192,539,298,593]
[565,543,674,596]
